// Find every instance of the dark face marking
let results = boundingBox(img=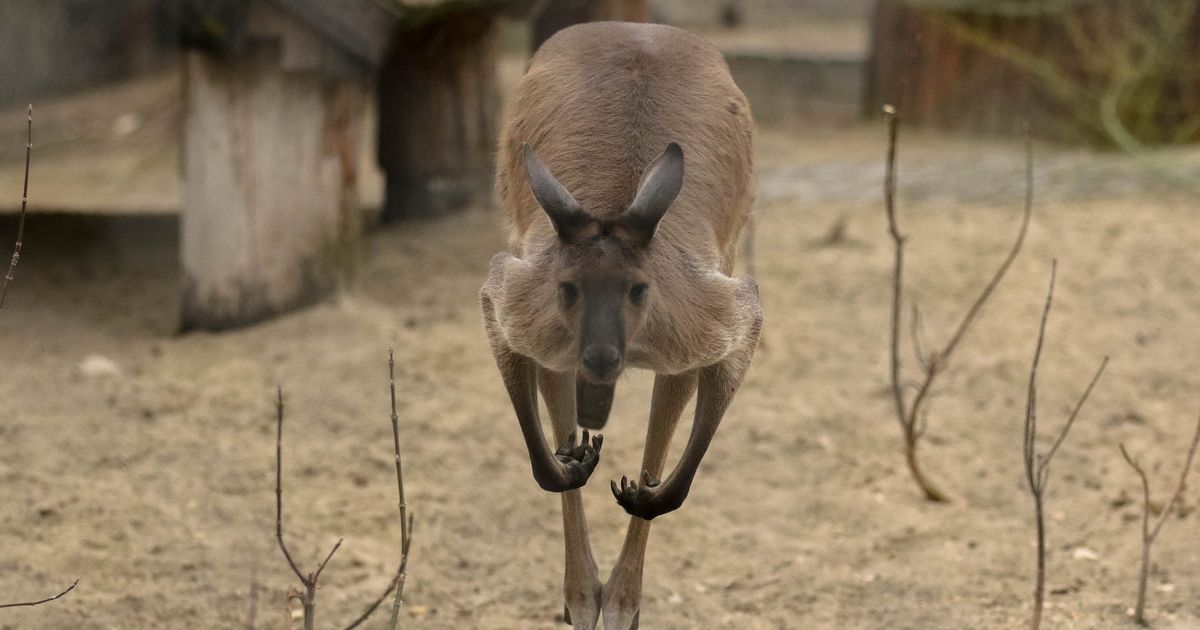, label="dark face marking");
[554,239,651,383]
